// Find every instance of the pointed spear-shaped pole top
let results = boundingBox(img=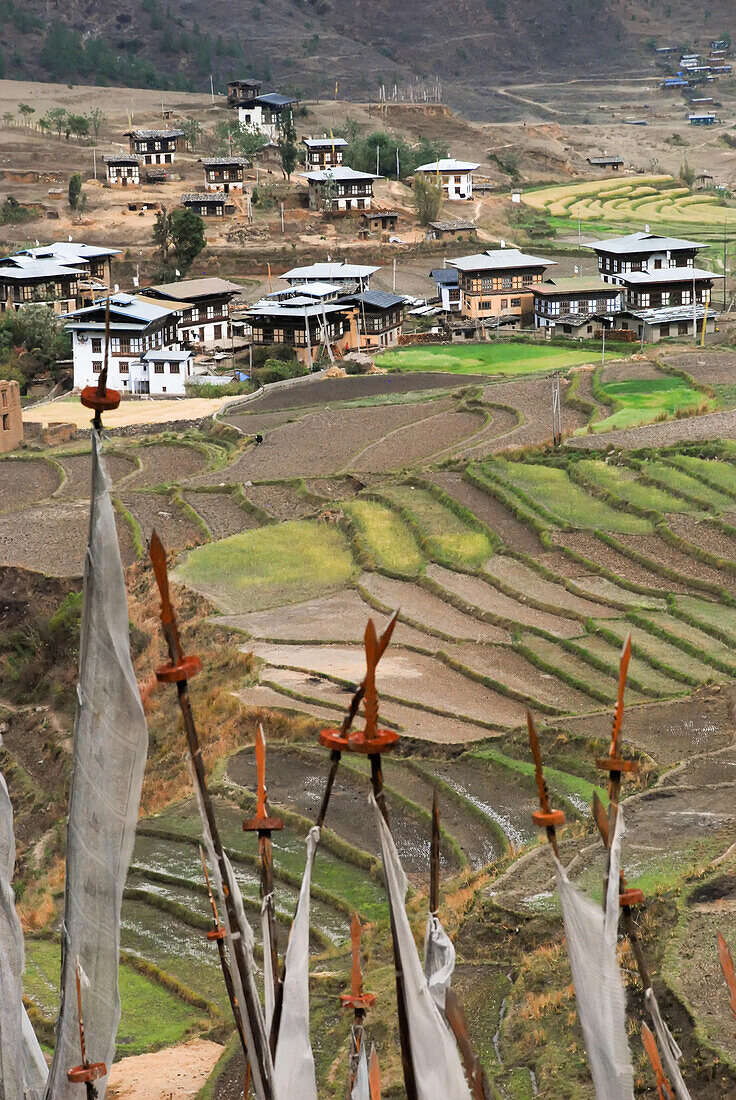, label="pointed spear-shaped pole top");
[642,1022,674,1100]
[341,913,375,1011]
[718,931,736,1025]
[368,1045,381,1100]
[527,711,566,858]
[243,723,284,833]
[150,530,202,683]
[595,634,638,793]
